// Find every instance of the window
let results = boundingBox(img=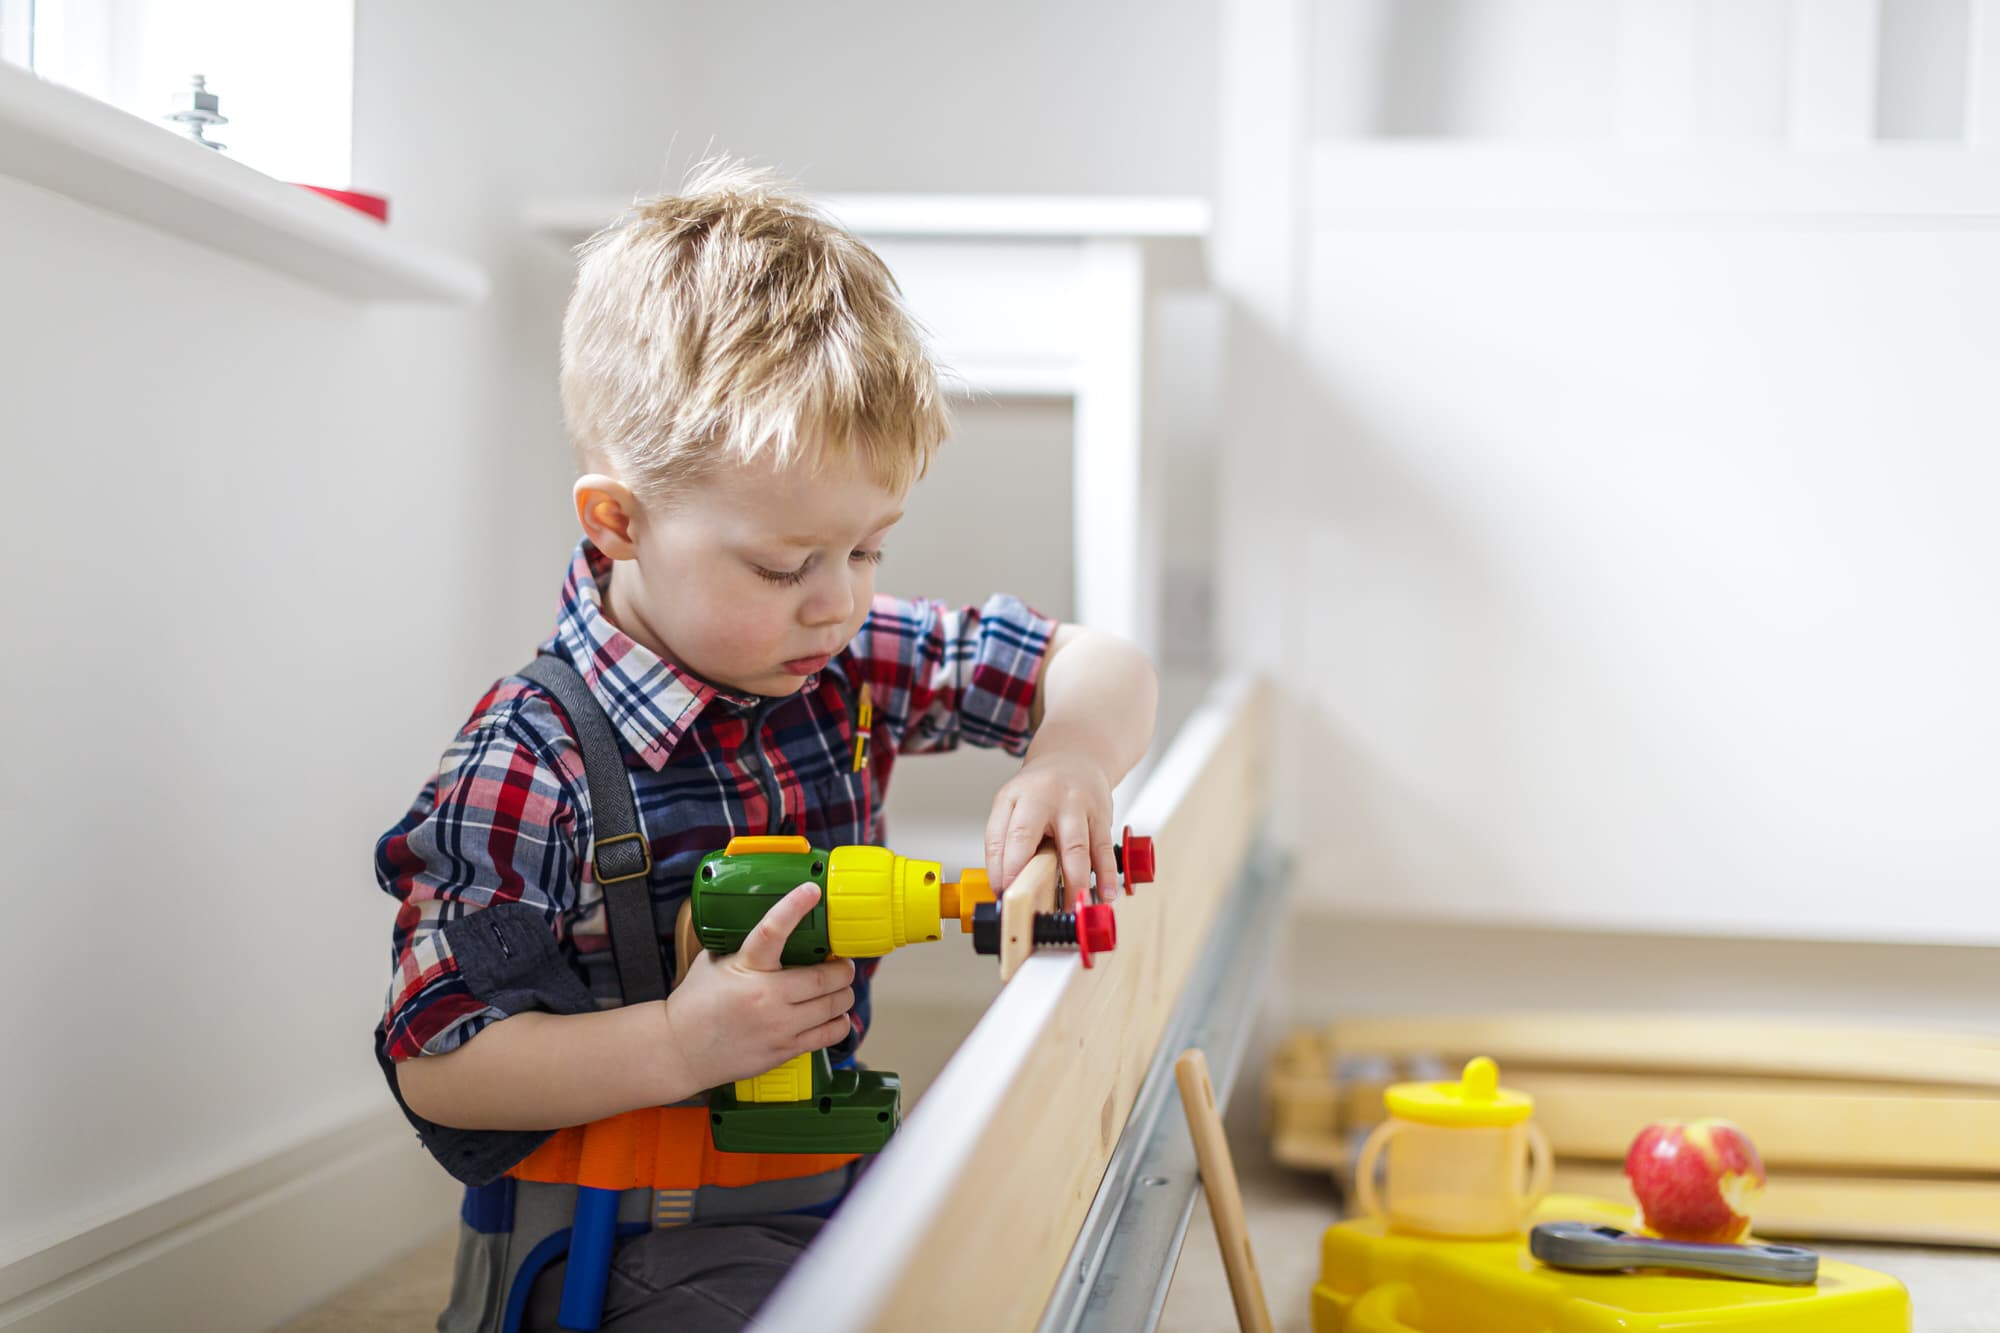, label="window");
[14,0,354,186]
[0,0,34,70]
